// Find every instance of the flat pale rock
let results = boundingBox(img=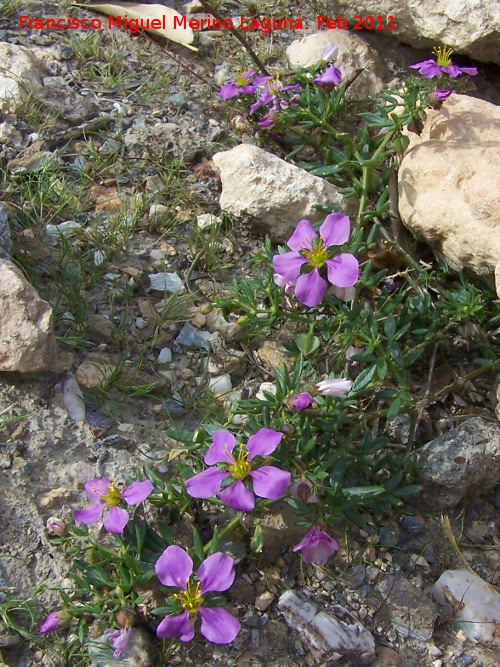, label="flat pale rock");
[213,144,356,243]
[327,0,500,64]
[0,259,56,373]
[398,95,500,294]
[433,569,500,648]
[286,31,384,97]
